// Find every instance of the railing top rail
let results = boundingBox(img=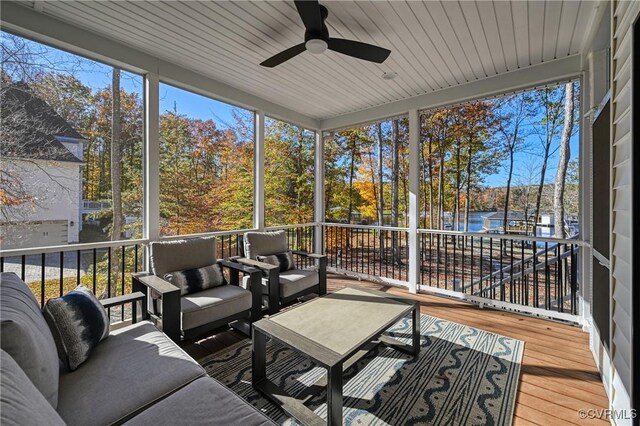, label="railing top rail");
[321,222,409,232]
[0,224,320,258]
[0,238,150,258]
[417,228,586,246]
[159,228,256,242]
[265,223,316,230]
